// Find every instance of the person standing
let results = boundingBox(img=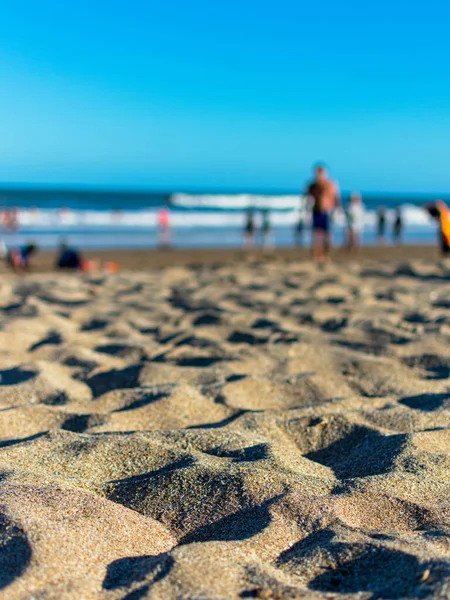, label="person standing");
[260,209,273,250]
[424,200,450,256]
[158,207,171,248]
[294,197,307,246]
[377,207,387,244]
[243,208,256,249]
[345,192,365,251]
[393,207,403,245]
[305,164,340,263]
